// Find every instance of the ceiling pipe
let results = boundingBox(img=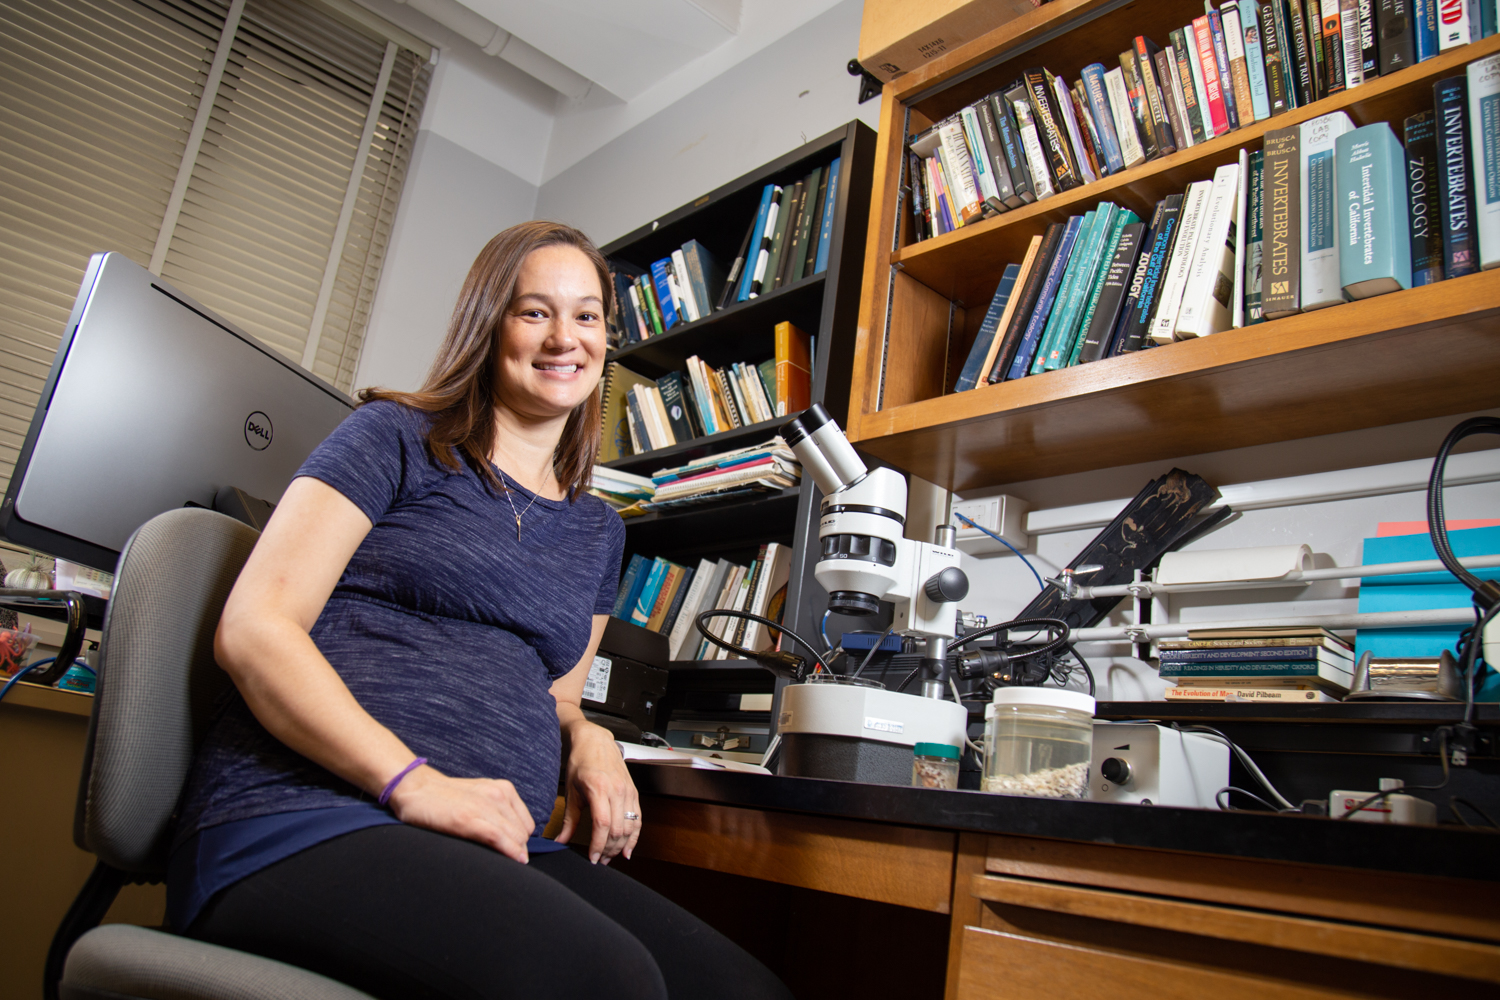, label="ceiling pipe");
[392,0,593,98]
